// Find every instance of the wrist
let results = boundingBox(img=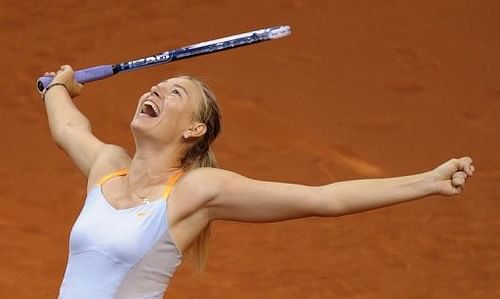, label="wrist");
[420,171,440,195]
[42,82,68,101]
